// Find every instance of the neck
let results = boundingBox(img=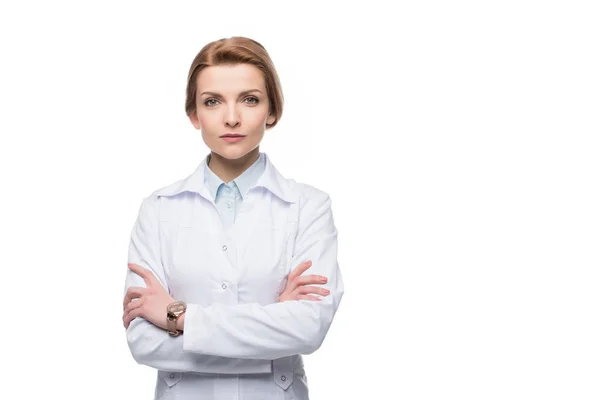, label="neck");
[207,148,260,183]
